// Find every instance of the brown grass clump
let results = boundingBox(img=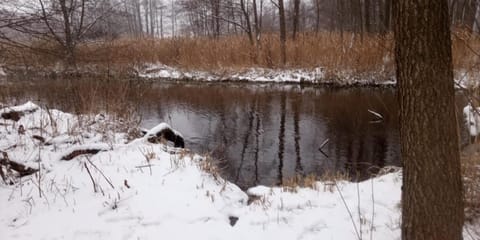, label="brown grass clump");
[281,172,350,193]
[198,154,222,181]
